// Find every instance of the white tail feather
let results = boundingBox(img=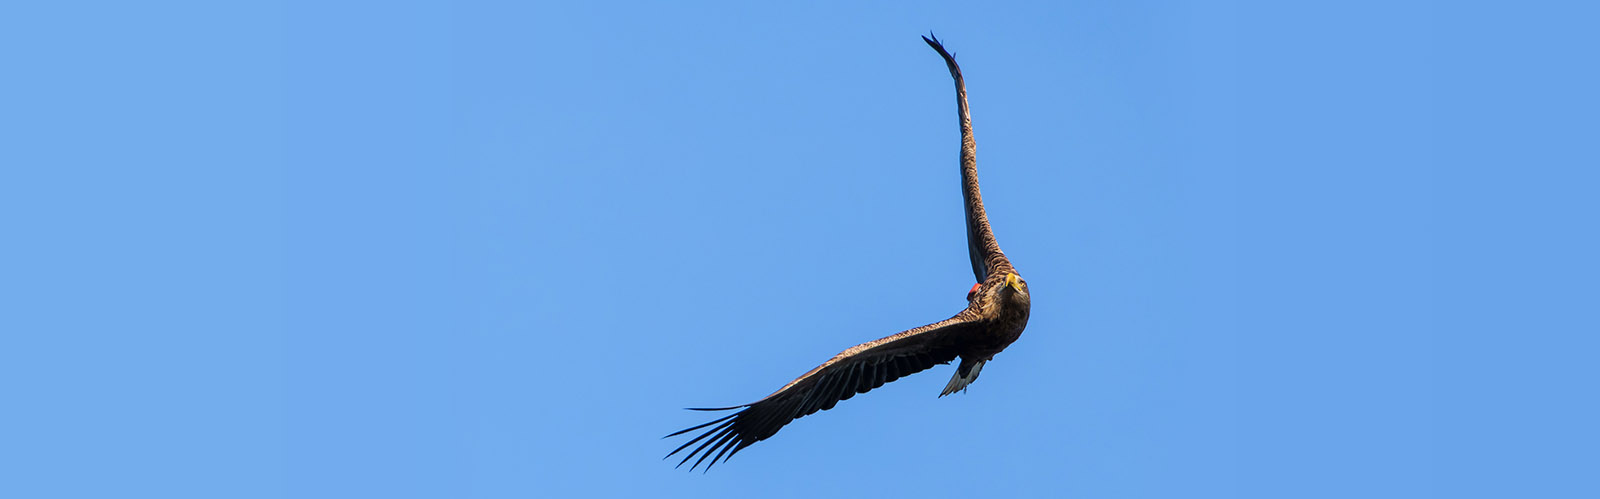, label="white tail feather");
[939,360,986,397]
